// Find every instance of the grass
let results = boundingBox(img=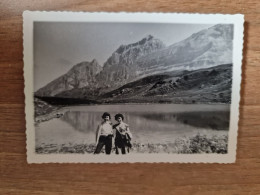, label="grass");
[36,134,228,154]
